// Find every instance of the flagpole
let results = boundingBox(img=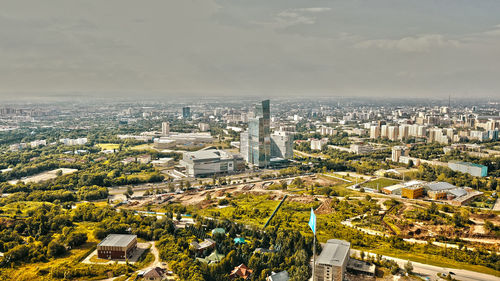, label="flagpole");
[312,233,316,281]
